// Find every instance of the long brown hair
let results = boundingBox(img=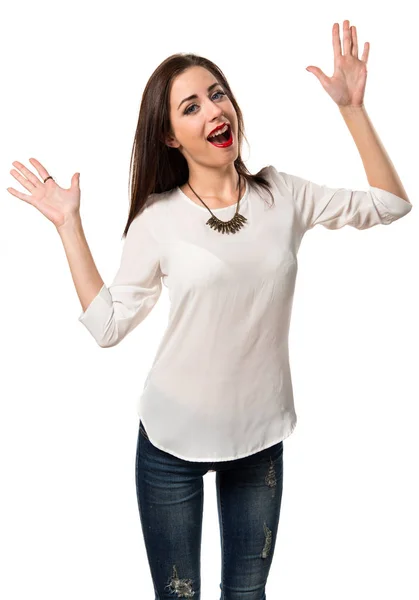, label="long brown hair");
[123,53,274,239]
